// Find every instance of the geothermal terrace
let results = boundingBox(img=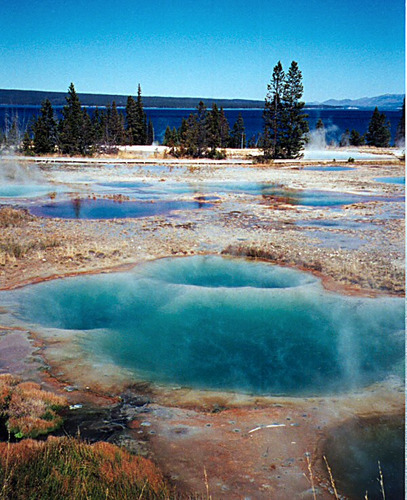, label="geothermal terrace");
[0,149,404,499]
